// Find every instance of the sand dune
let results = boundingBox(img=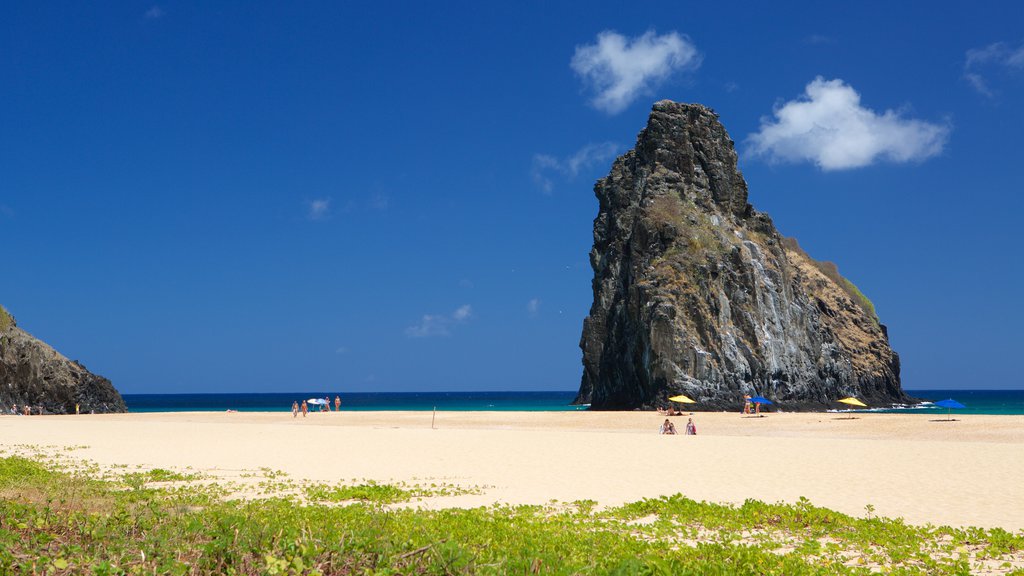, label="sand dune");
[2,410,1021,530]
